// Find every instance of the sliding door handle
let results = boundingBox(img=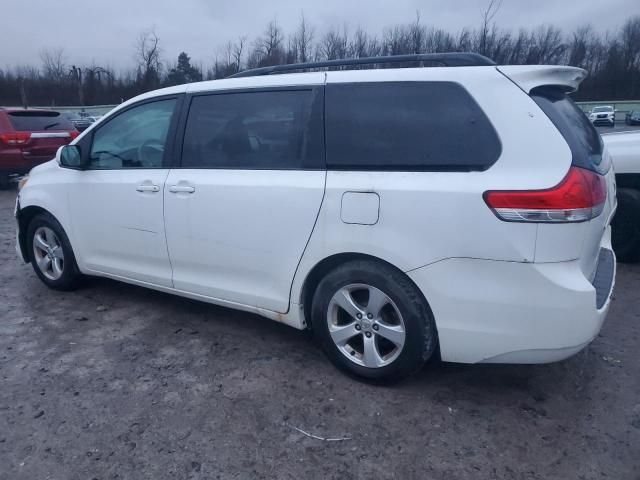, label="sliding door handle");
[169,185,195,194]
